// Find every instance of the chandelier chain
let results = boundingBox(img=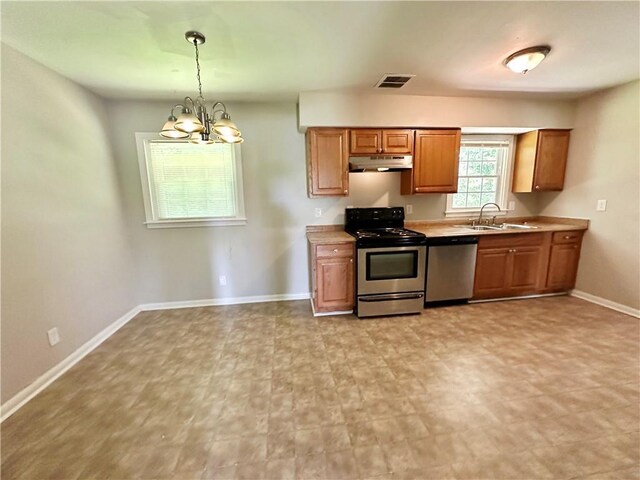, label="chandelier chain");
[194,40,203,99]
